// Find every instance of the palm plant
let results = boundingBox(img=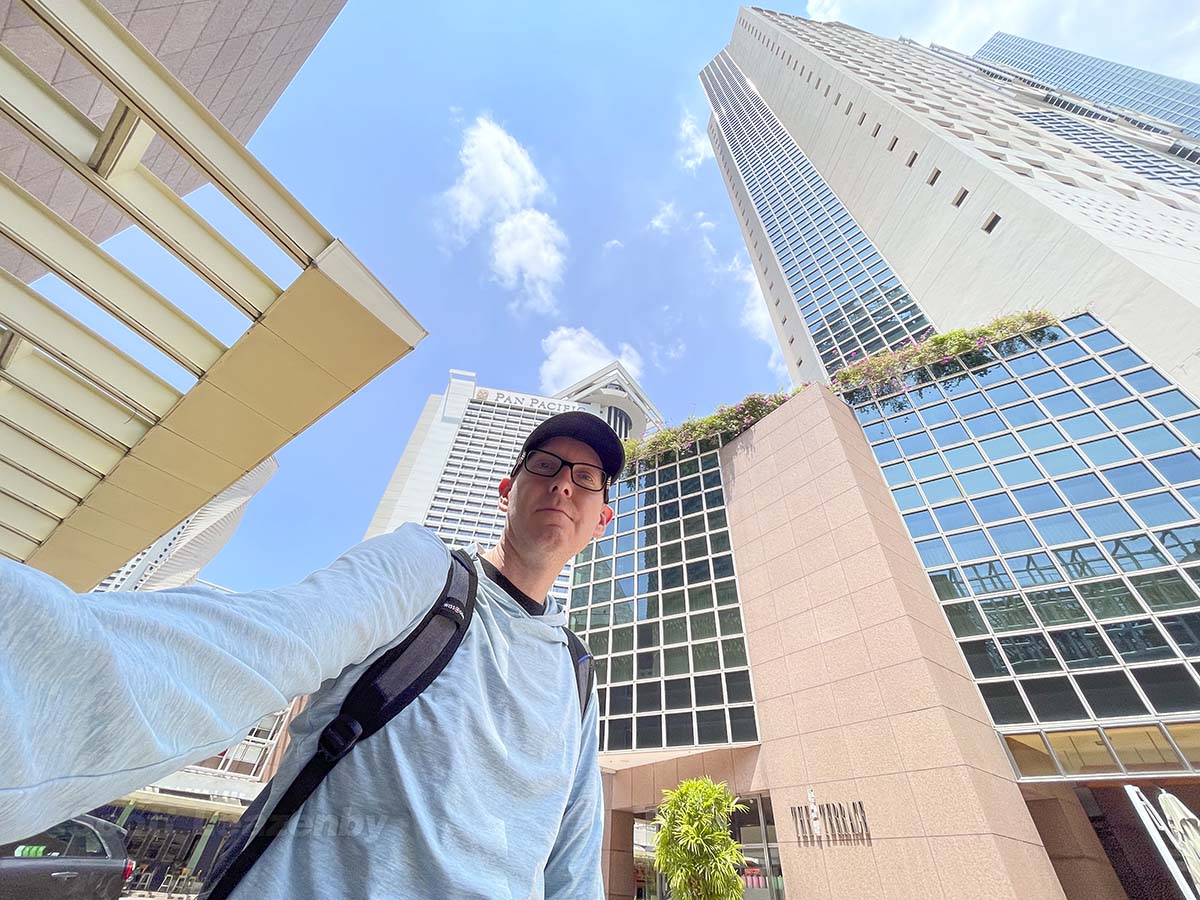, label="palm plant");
[653,777,748,900]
